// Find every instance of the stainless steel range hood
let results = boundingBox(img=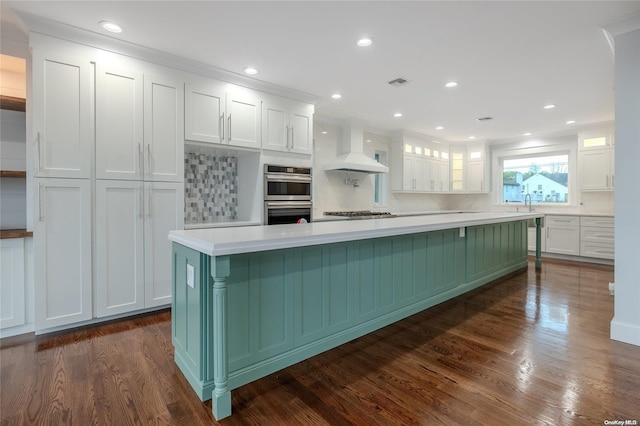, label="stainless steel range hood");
[324,121,389,174]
